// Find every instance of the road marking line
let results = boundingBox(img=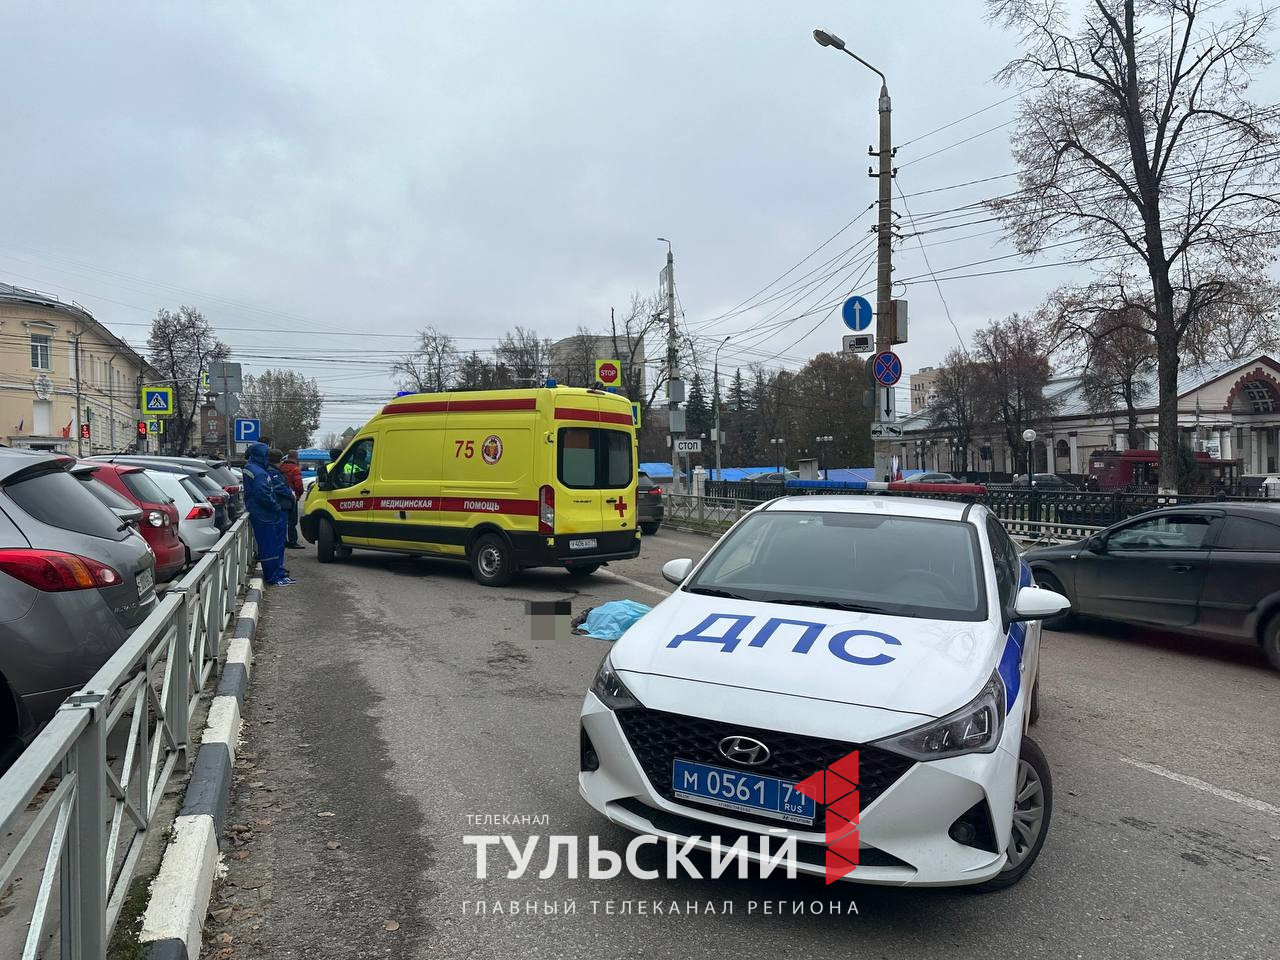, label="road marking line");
[1120,758,1280,816]
[598,569,671,599]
